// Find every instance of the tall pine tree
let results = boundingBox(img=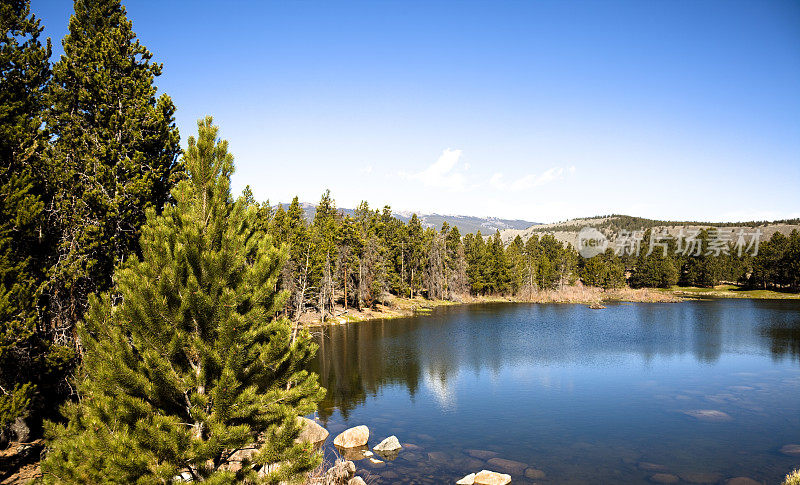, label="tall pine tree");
[42,118,324,484]
[0,0,52,429]
[43,0,181,332]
